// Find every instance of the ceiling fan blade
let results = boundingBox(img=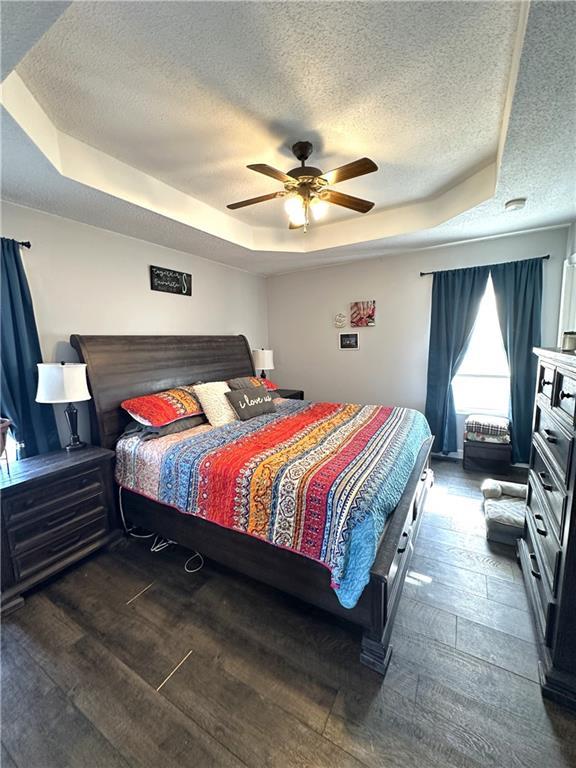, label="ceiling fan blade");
[227,192,283,210]
[322,190,374,213]
[247,164,294,183]
[320,157,378,185]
